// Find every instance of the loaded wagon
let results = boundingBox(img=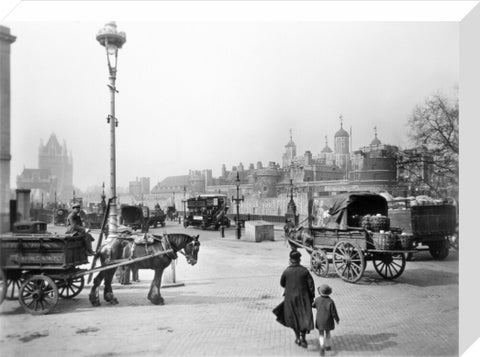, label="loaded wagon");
[389,201,457,259]
[0,220,173,315]
[286,192,416,283]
